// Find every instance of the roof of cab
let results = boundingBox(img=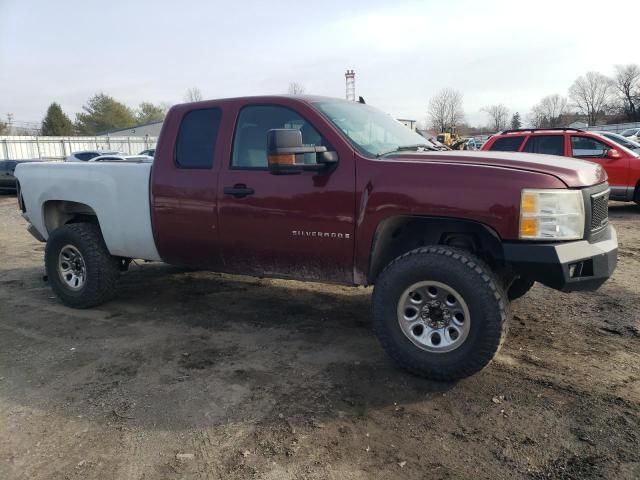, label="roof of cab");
[176,94,350,109]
